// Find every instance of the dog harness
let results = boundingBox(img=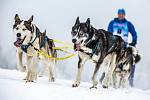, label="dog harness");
[21,27,40,53]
